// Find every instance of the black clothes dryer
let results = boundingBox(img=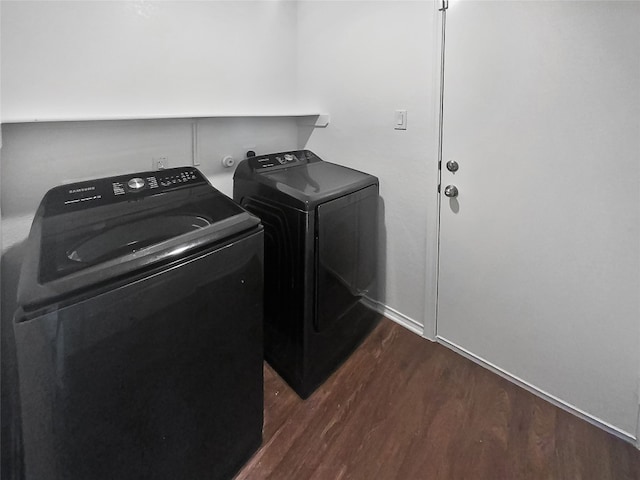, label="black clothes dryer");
[233,150,380,399]
[14,167,264,480]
